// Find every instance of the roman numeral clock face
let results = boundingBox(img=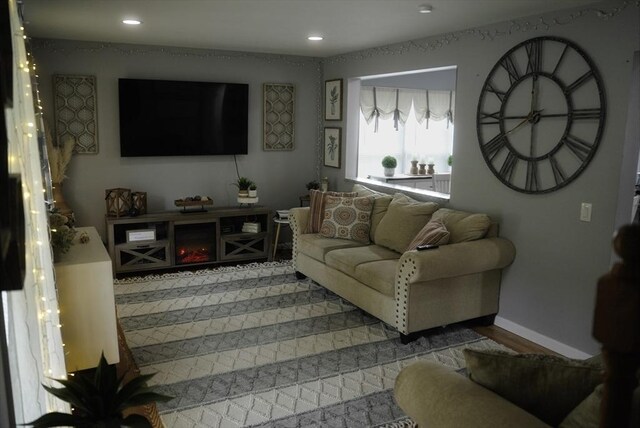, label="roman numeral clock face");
[477,36,606,193]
